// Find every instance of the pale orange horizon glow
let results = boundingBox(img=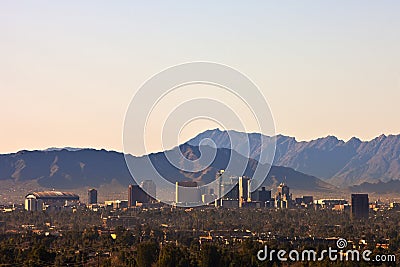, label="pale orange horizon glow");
[1,2,399,155]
